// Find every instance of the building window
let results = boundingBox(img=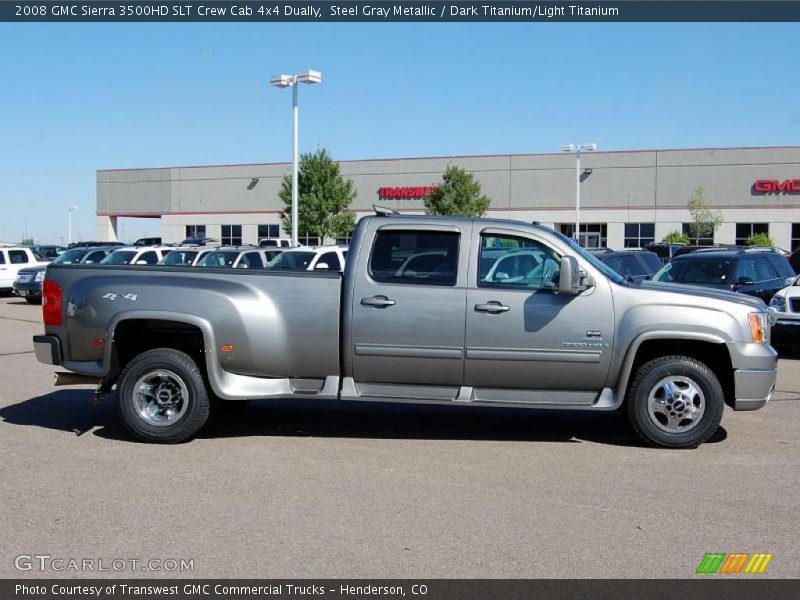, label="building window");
[735,223,769,246]
[258,224,280,240]
[221,225,242,246]
[298,232,321,247]
[624,223,655,248]
[792,224,800,252]
[185,225,206,238]
[557,223,607,248]
[682,223,715,246]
